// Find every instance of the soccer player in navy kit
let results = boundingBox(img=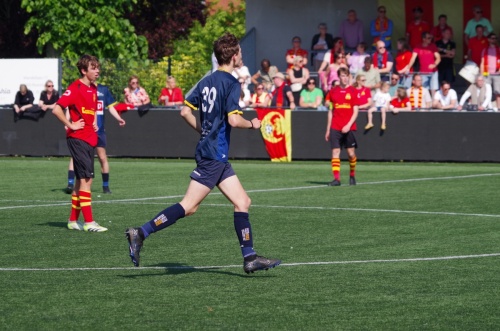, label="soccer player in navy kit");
[126,33,281,273]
